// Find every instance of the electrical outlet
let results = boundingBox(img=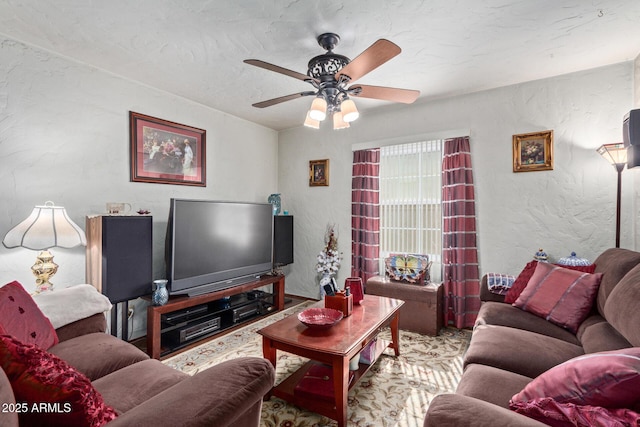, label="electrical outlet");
[127,308,134,319]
